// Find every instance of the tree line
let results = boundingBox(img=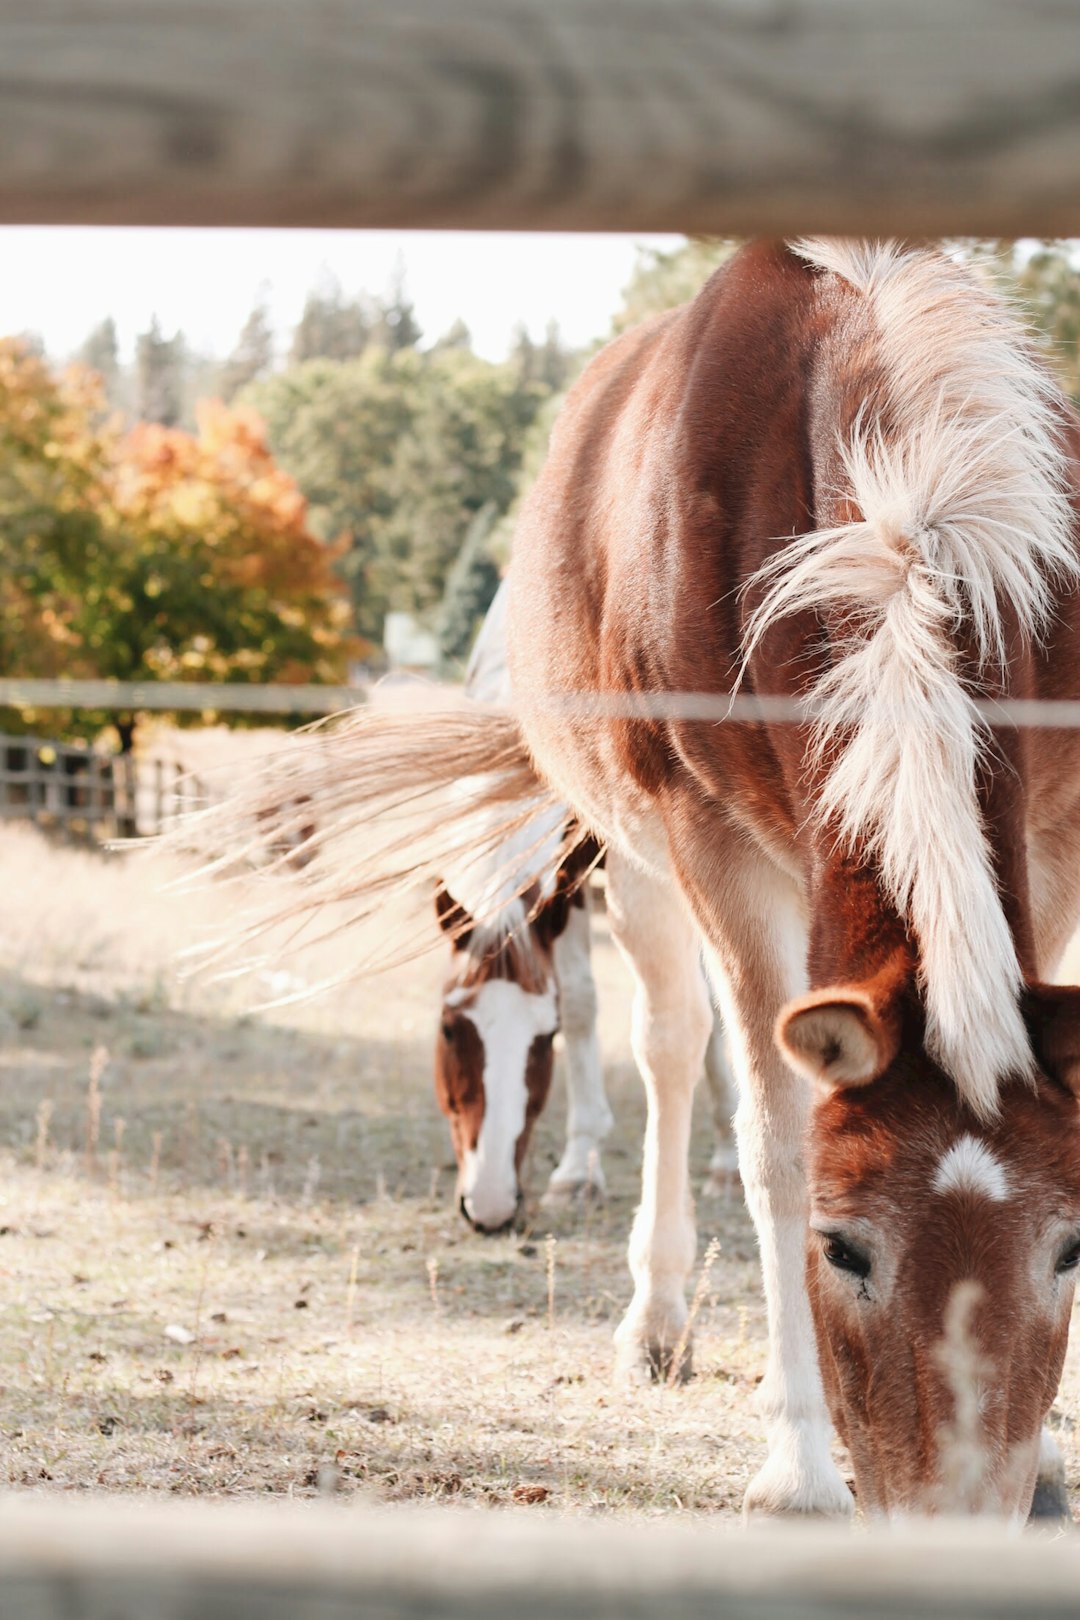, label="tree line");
[5,239,1080,744]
